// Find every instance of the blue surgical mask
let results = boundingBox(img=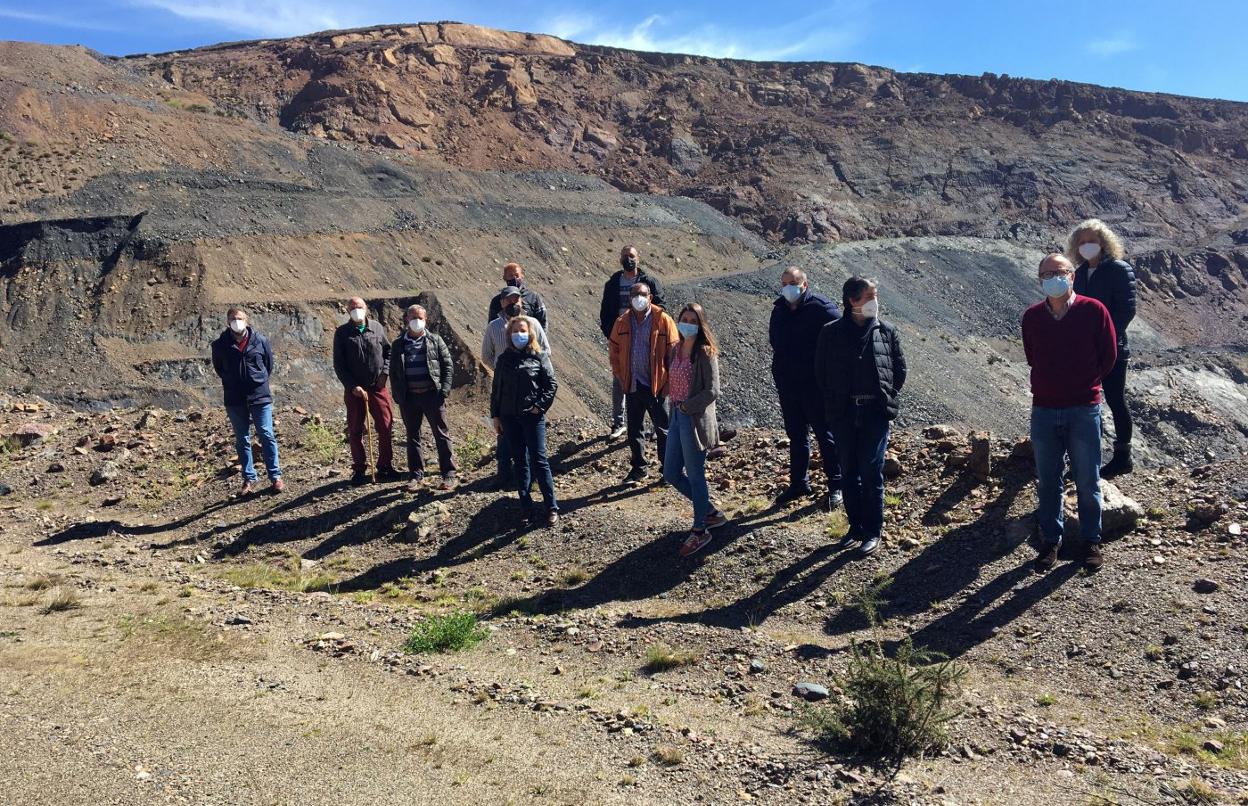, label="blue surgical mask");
[677,322,699,339]
[510,332,530,349]
[780,285,802,304]
[1041,275,1072,298]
